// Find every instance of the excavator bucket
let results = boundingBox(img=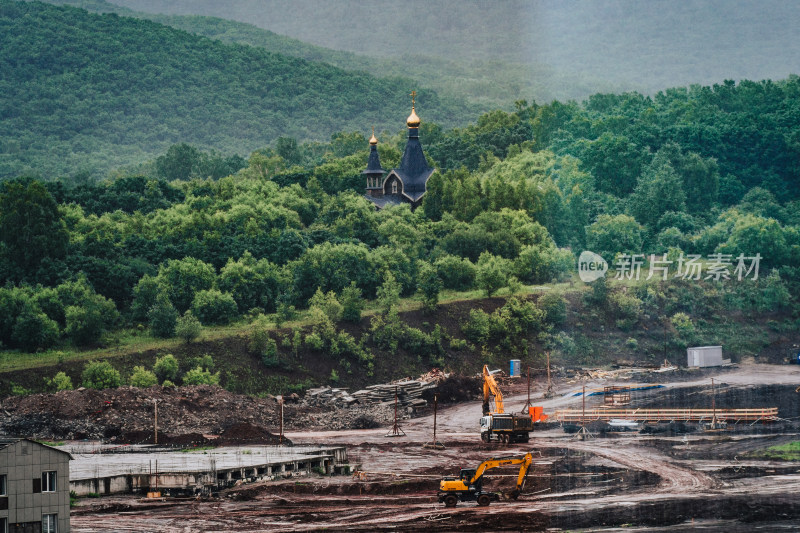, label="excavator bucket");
[528,406,548,422]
